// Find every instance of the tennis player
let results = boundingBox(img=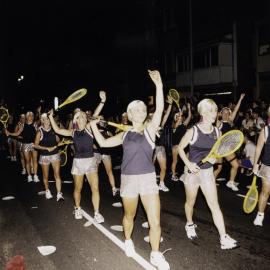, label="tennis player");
[178,98,238,249]
[90,70,170,270]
